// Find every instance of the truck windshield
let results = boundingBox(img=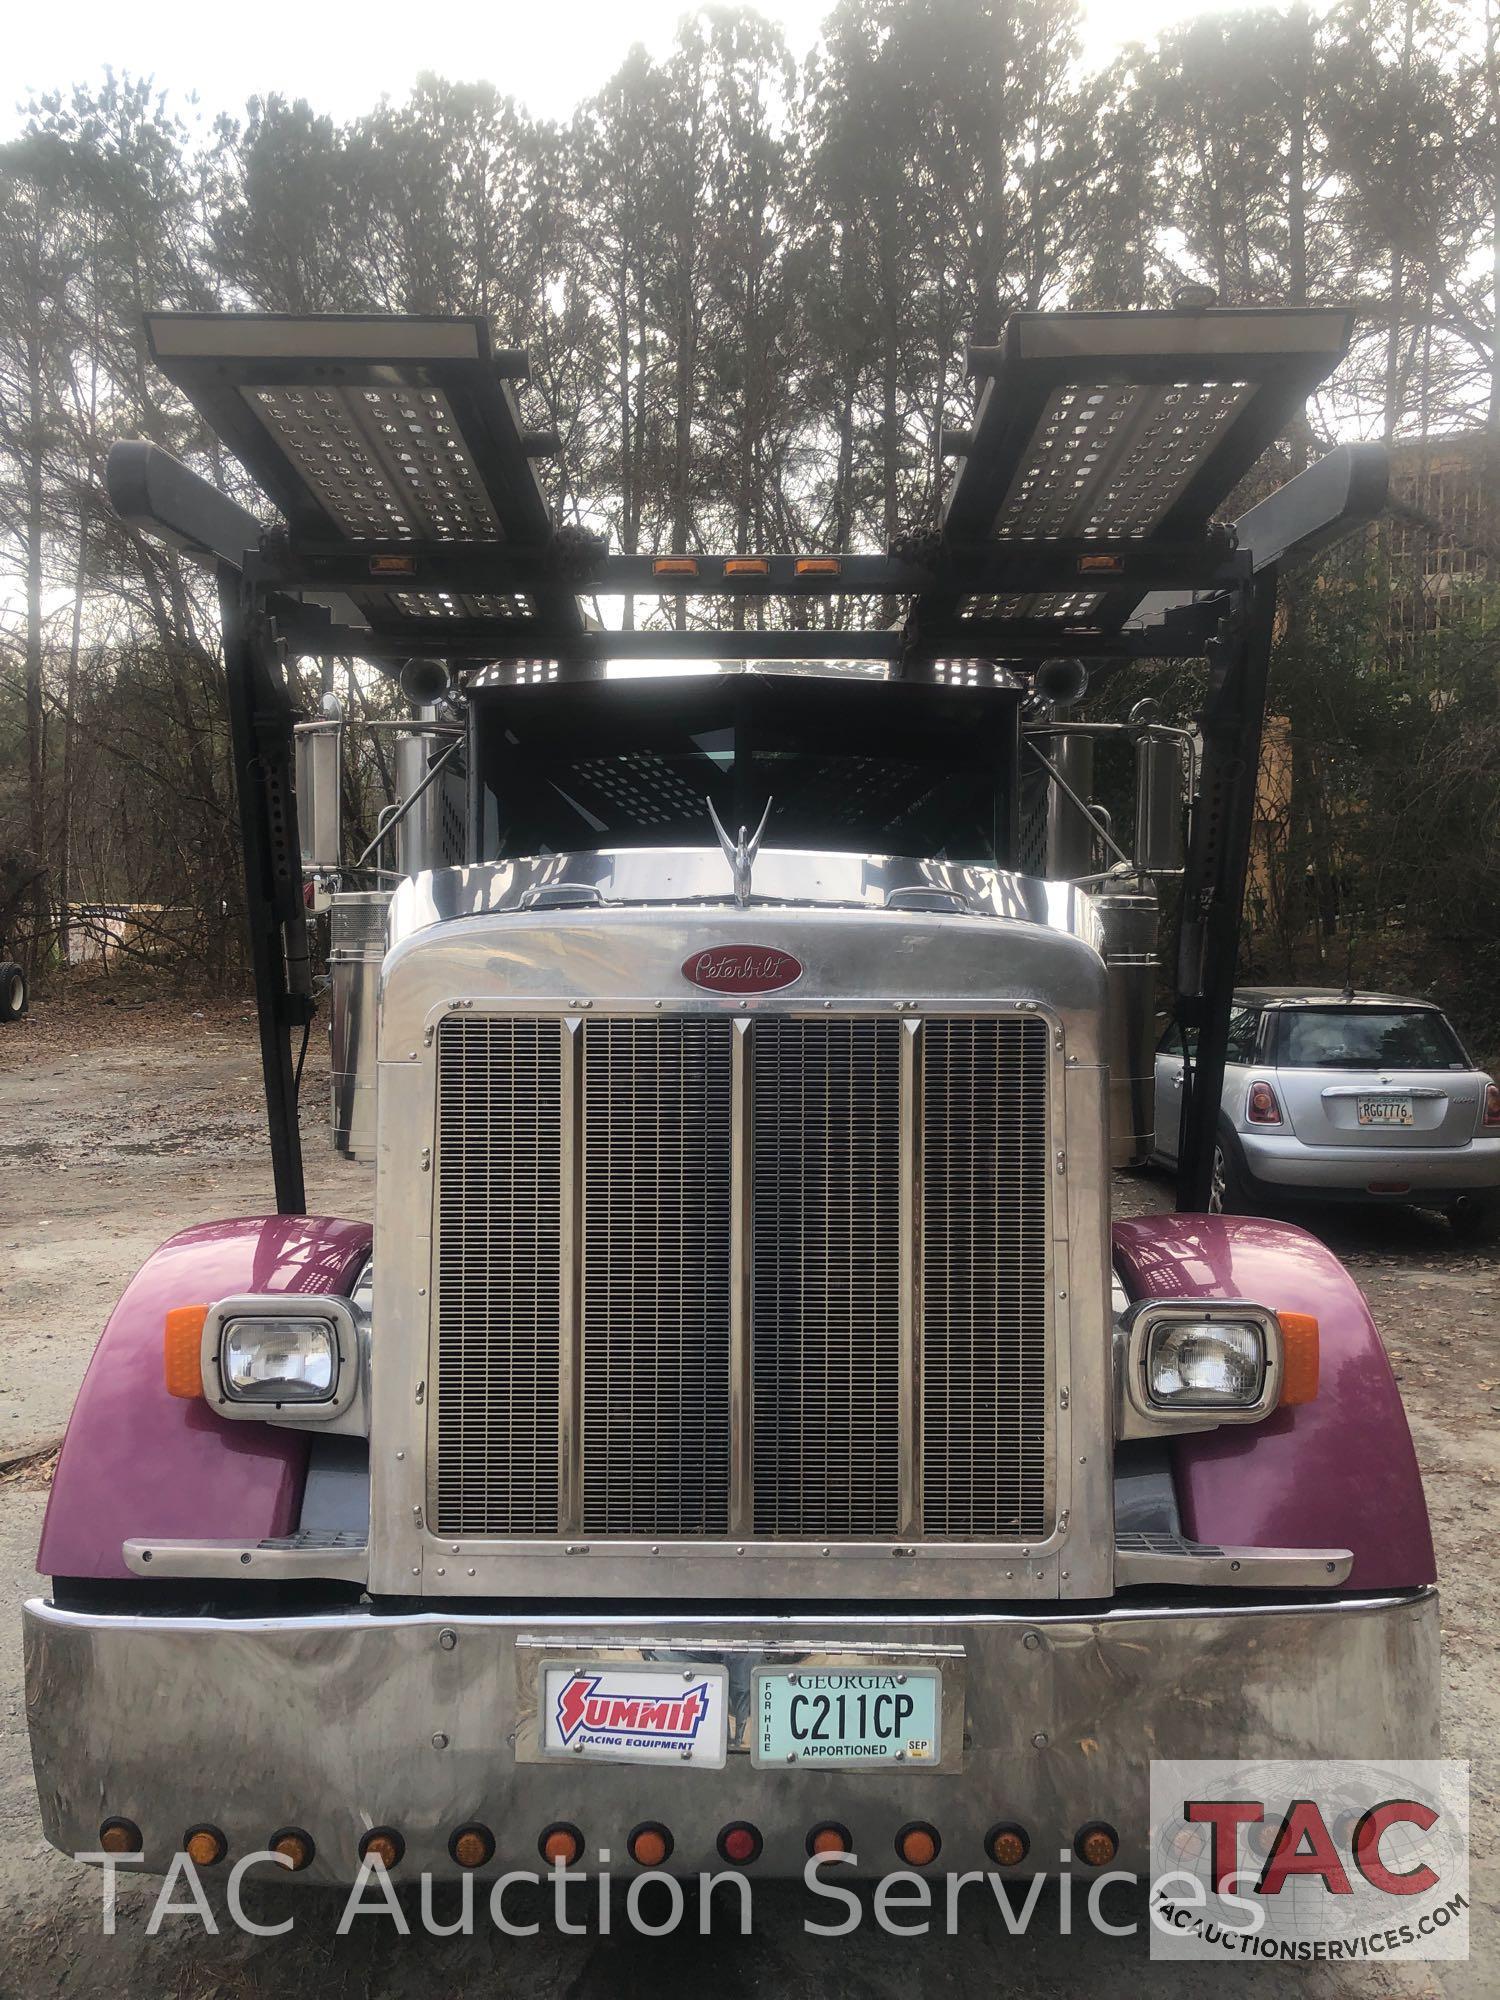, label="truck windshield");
[1277,1008,1466,1070]
[471,674,1017,866]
